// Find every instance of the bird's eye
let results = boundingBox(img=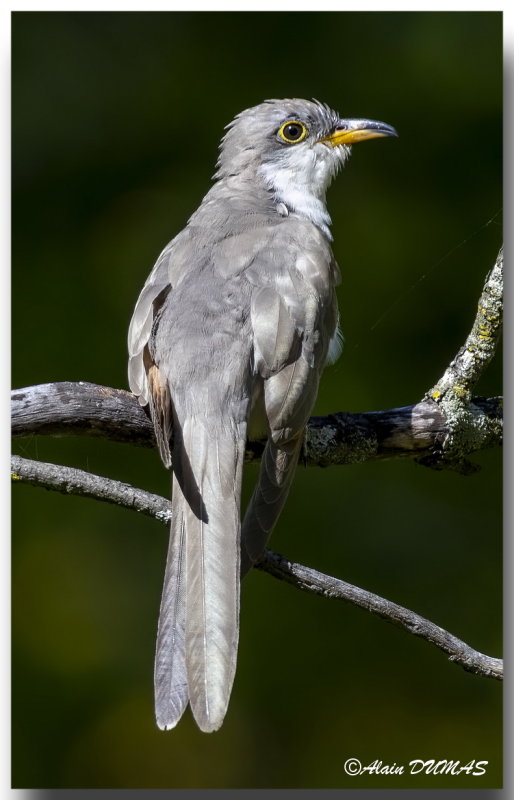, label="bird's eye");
[278,120,308,144]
